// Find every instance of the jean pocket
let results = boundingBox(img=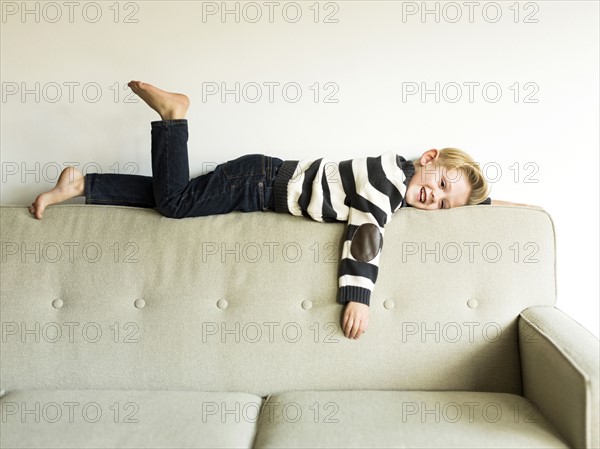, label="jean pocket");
[222,154,266,180]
